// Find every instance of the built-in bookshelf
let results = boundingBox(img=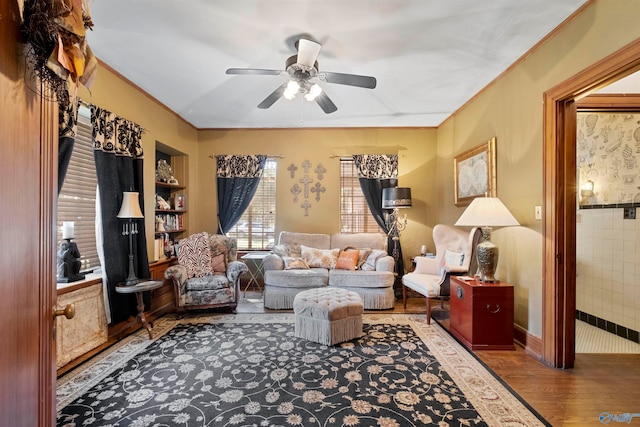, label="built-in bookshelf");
[155,143,188,261]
